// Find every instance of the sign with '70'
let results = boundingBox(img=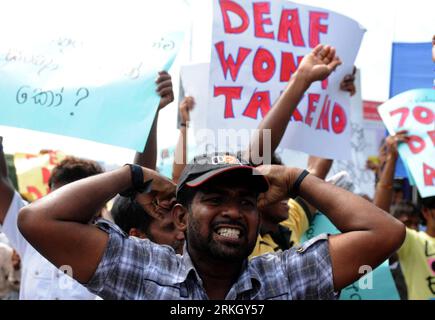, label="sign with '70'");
[378,89,435,198]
